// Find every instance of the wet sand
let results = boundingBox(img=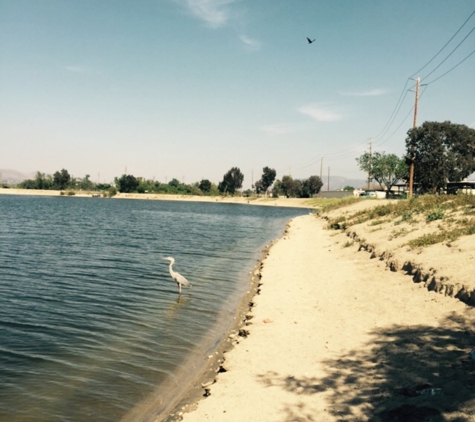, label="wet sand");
[166,208,474,421]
